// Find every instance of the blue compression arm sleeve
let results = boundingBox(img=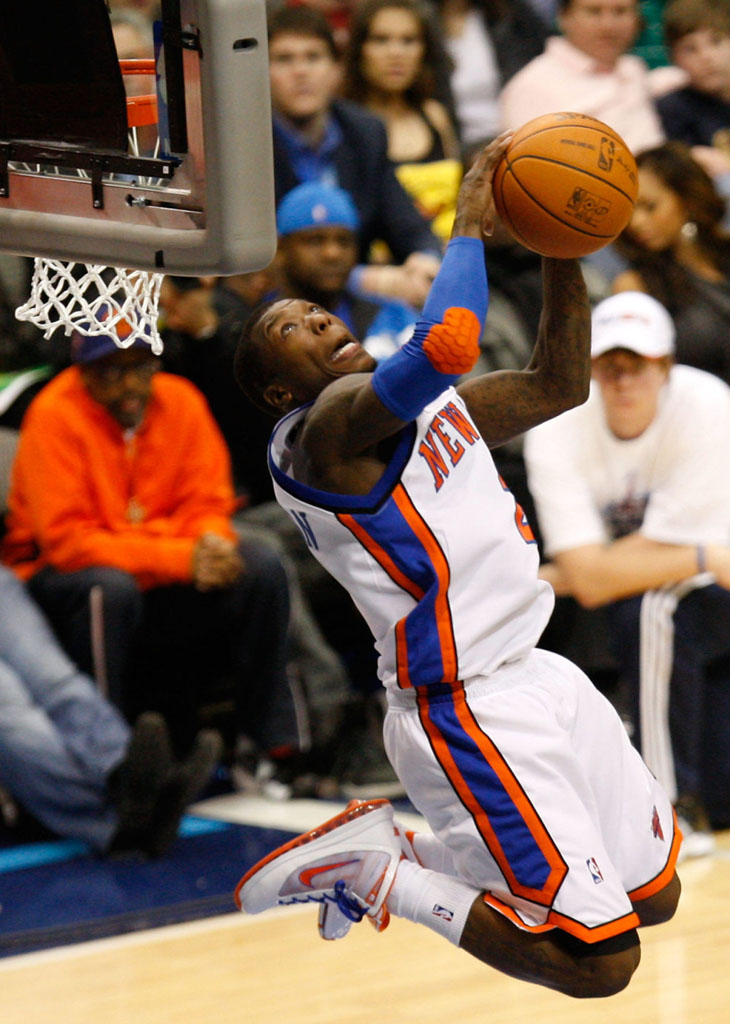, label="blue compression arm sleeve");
[371,236,488,422]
